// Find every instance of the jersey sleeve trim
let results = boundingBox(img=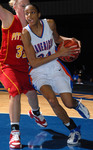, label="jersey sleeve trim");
[2,16,15,30]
